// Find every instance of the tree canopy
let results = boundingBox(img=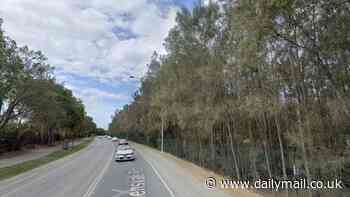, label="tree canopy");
[109,0,350,194]
[0,19,97,151]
